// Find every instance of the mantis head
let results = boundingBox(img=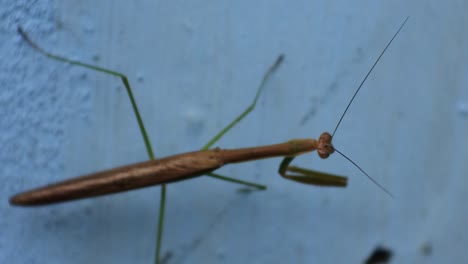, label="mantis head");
[317,132,334,159]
